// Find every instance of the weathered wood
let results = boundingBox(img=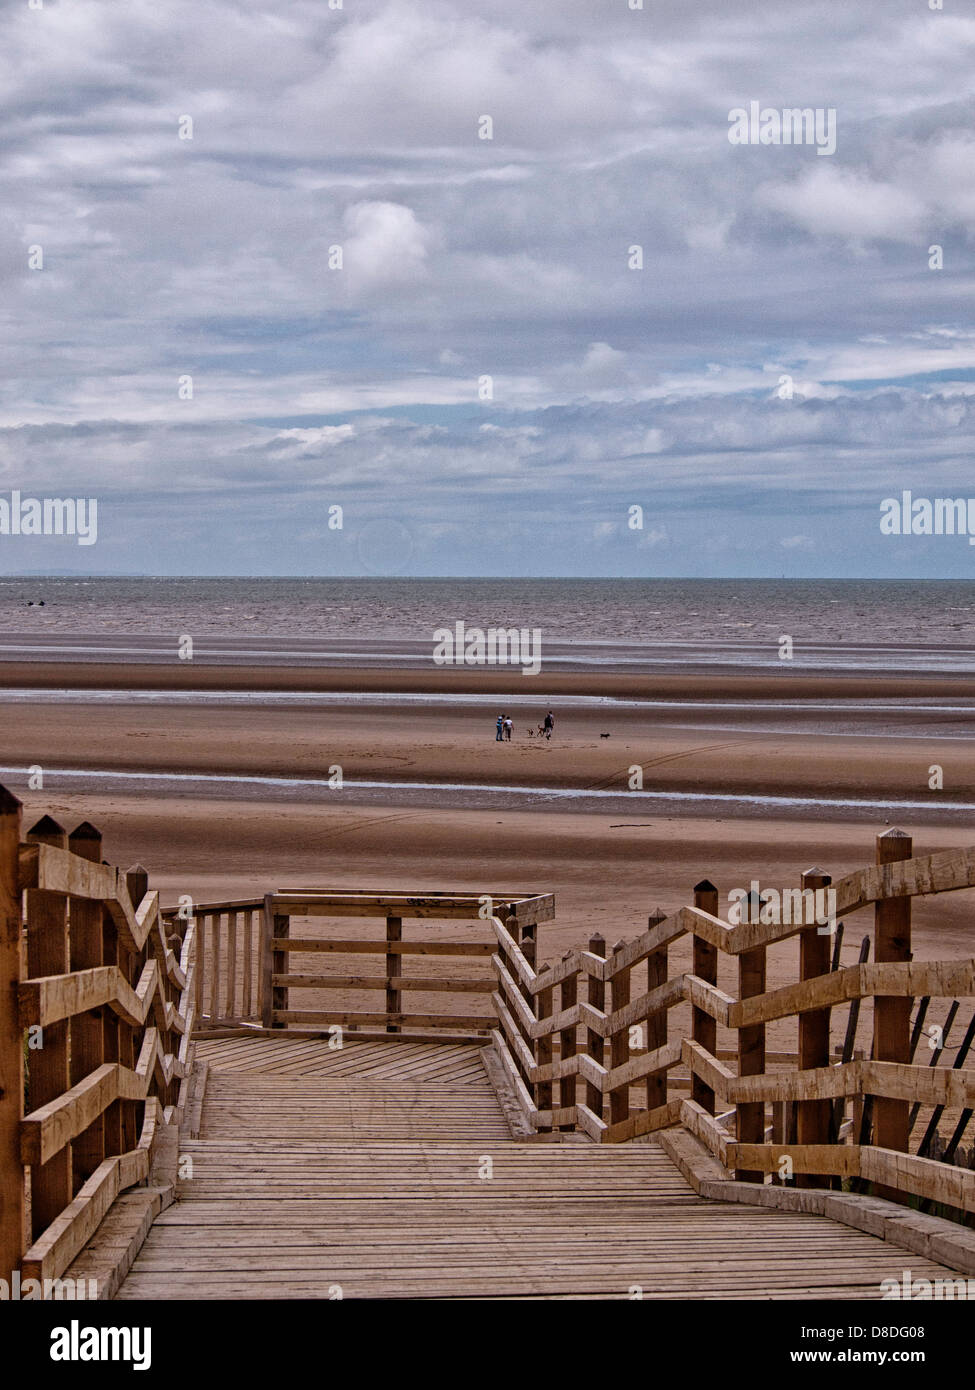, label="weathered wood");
[645,910,668,1115]
[691,882,718,1115]
[731,958,975,1030]
[609,940,630,1128]
[796,868,832,1188]
[872,830,912,1186]
[558,953,577,1131]
[242,910,254,1019]
[586,935,606,1120]
[833,935,871,1140]
[25,817,73,1236]
[0,787,25,1280]
[265,892,555,921]
[225,911,238,1021]
[273,1010,491,1030]
[274,937,495,957]
[736,889,766,1182]
[275,973,494,993]
[833,843,975,917]
[67,821,108,1189]
[259,898,275,1030]
[535,965,553,1134]
[385,915,402,1034]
